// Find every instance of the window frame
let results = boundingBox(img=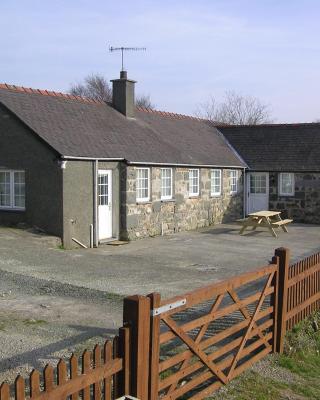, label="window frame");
[279,172,295,196]
[161,168,173,201]
[230,170,238,195]
[136,167,150,203]
[211,169,222,197]
[0,170,25,211]
[189,168,200,197]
